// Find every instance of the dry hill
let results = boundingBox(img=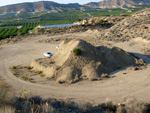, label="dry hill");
[84,0,150,8]
[0,1,87,14]
[97,8,150,41]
